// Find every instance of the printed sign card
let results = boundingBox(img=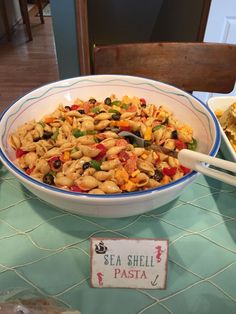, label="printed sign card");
[90,237,168,289]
